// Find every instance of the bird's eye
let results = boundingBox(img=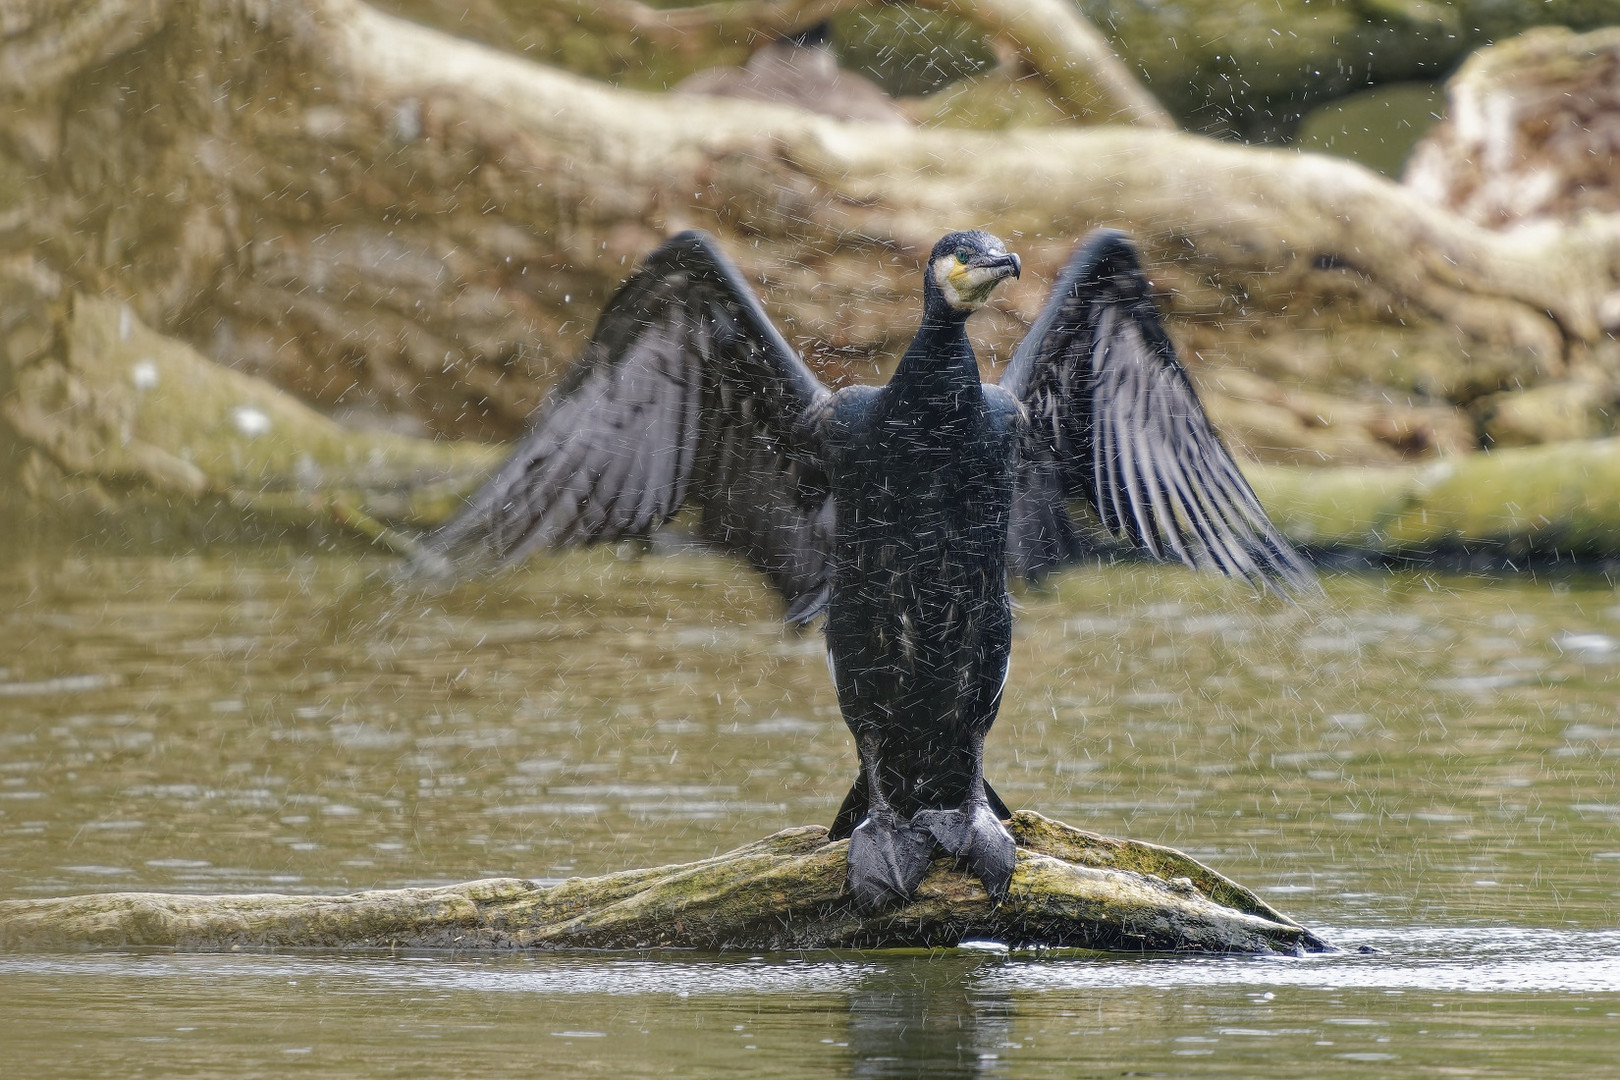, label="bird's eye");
[954,249,970,265]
